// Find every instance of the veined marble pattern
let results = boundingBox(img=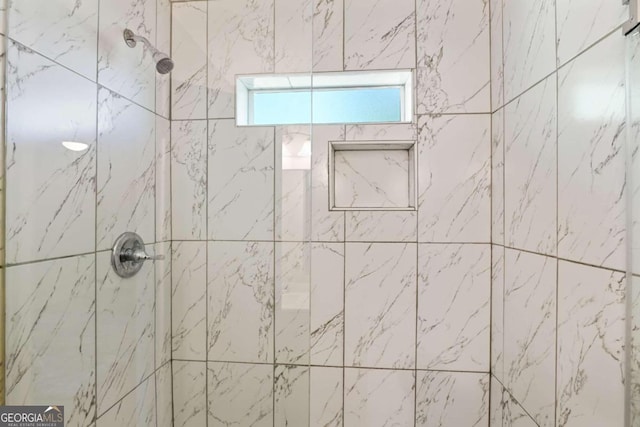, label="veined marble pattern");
[172,242,207,360]
[503,389,538,427]
[275,365,309,426]
[558,33,626,271]
[416,0,490,114]
[490,377,504,427]
[345,123,417,141]
[556,0,627,66]
[156,116,171,242]
[313,0,343,71]
[491,245,504,382]
[208,241,274,363]
[6,42,96,264]
[503,0,556,102]
[208,362,273,427]
[9,0,98,79]
[344,0,415,70]
[346,211,417,242]
[172,1,207,120]
[505,75,557,255]
[208,120,274,240]
[557,261,625,427]
[156,0,171,118]
[490,0,504,110]
[208,0,274,118]
[172,120,207,240]
[418,114,491,243]
[173,361,207,427]
[96,375,155,427]
[492,108,505,244]
[504,249,556,426]
[96,250,154,414]
[416,371,489,427]
[344,368,415,426]
[310,367,343,426]
[275,0,312,72]
[156,242,172,367]
[345,243,416,369]
[97,88,155,251]
[98,0,156,110]
[417,244,490,371]
[6,256,95,427]
[156,363,173,427]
